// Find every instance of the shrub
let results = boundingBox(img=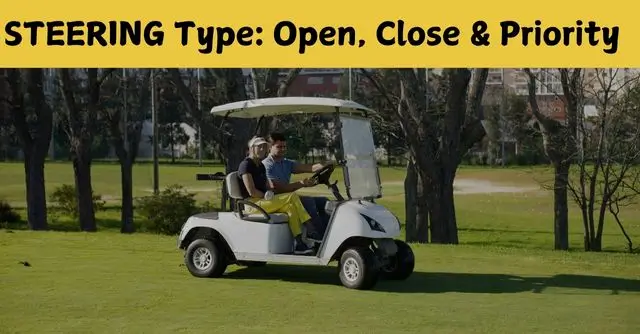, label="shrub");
[199,199,222,212]
[0,199,20,223]
[49,184,106,218]
[136,184,199,235]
